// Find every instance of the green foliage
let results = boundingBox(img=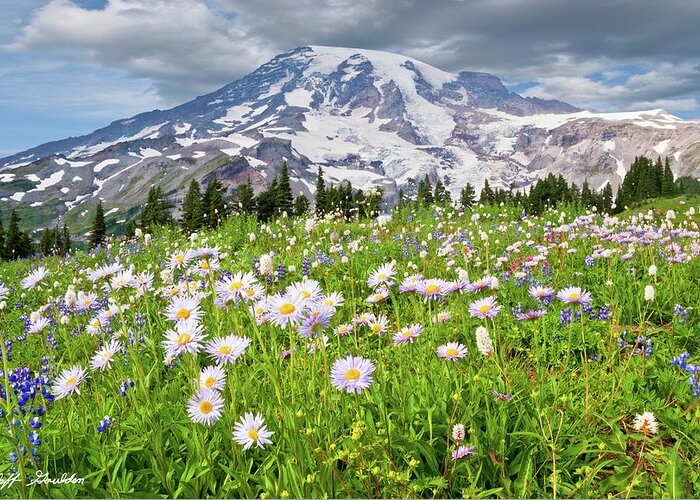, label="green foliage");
[201,179,228,228]
[181,179,204,233]
[89,201,106,249]
[2,210,32,259]
[460,183,476,209]
[141,186,174,231]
